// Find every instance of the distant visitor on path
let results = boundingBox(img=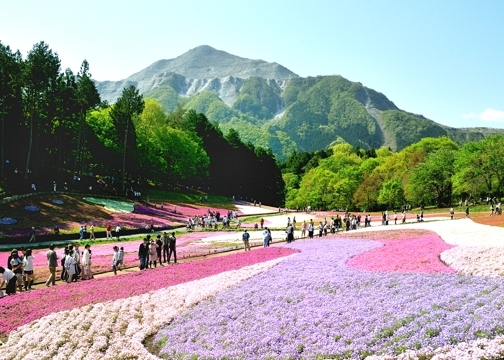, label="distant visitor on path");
[29,227,36,242]
[242,229,251,251]
[263,228,270,247]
